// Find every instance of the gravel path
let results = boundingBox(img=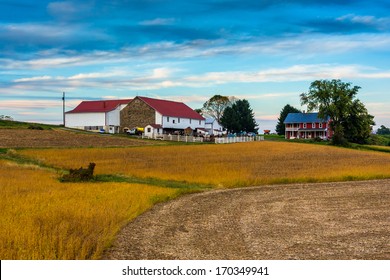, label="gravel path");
[103,180,390,260]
